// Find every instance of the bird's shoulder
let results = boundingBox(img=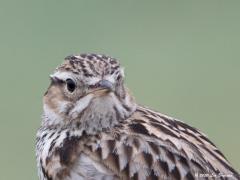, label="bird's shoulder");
[81,106,239,179]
